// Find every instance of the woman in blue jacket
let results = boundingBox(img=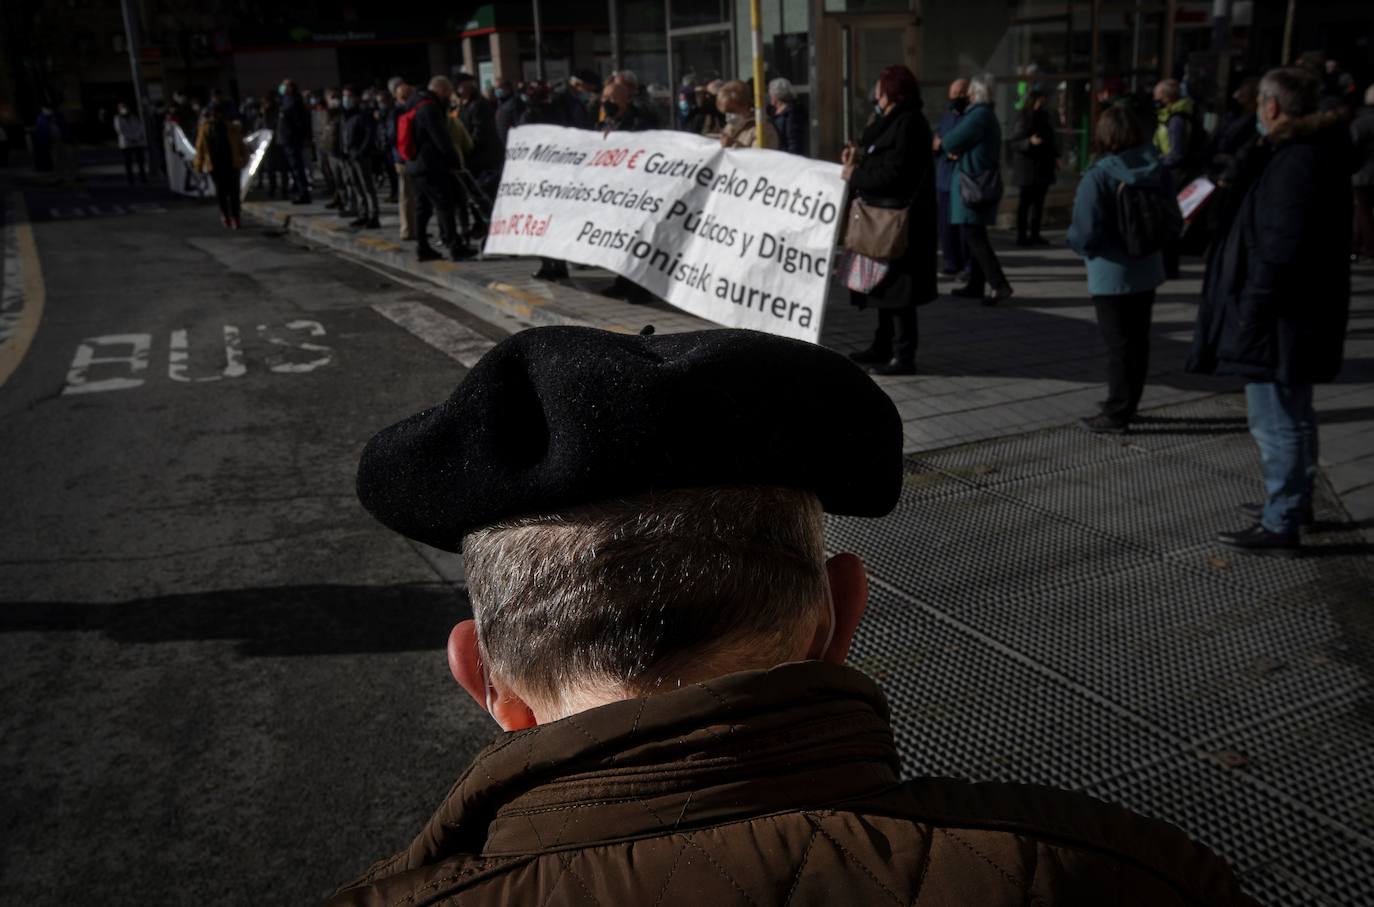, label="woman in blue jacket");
[941,75,1014,305]
[1067,104,1173,433]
